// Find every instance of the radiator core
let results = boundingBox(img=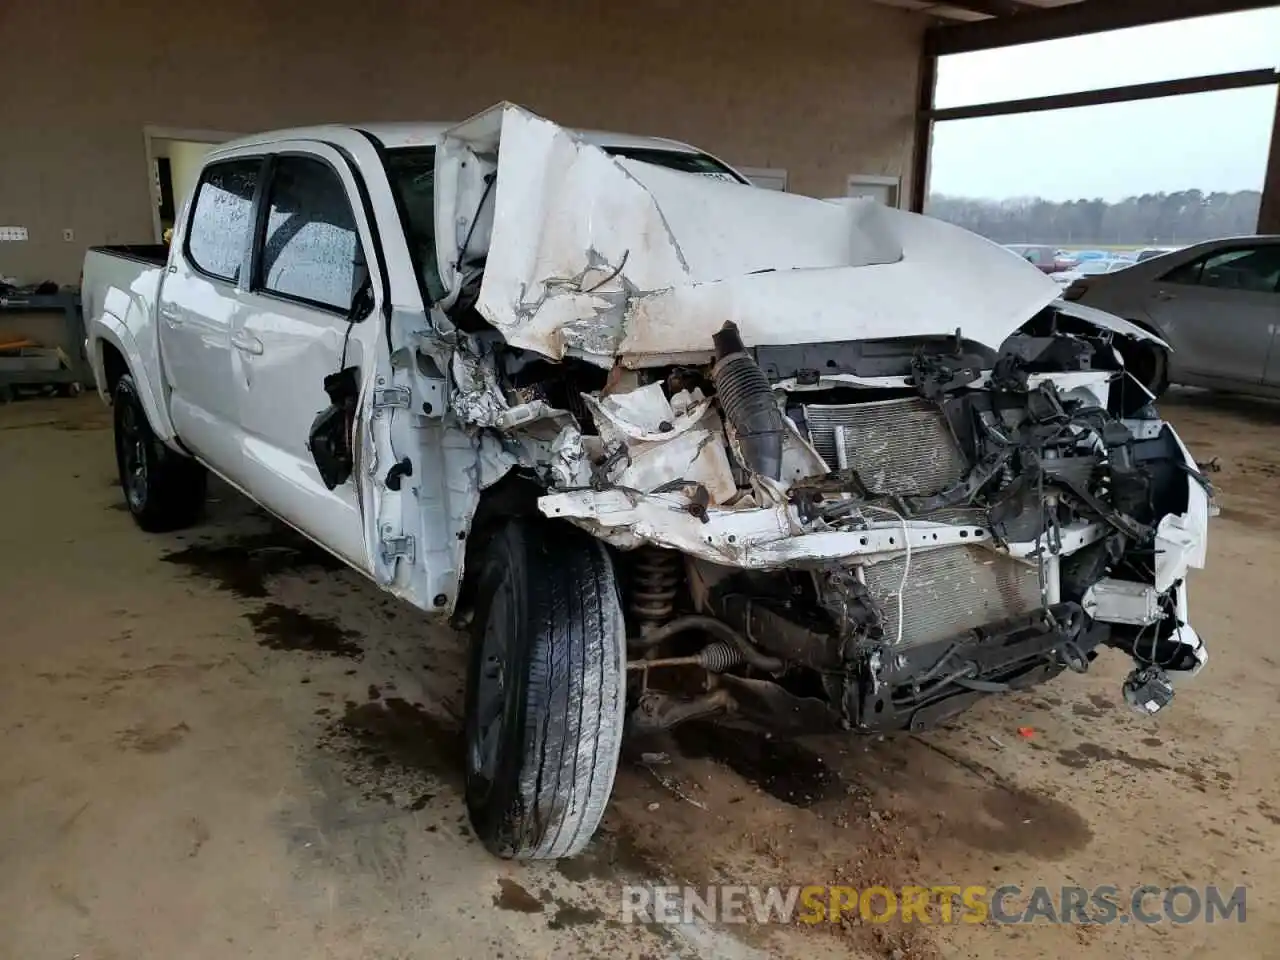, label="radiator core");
[803,396,966,496]
[861,545,1042,648]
